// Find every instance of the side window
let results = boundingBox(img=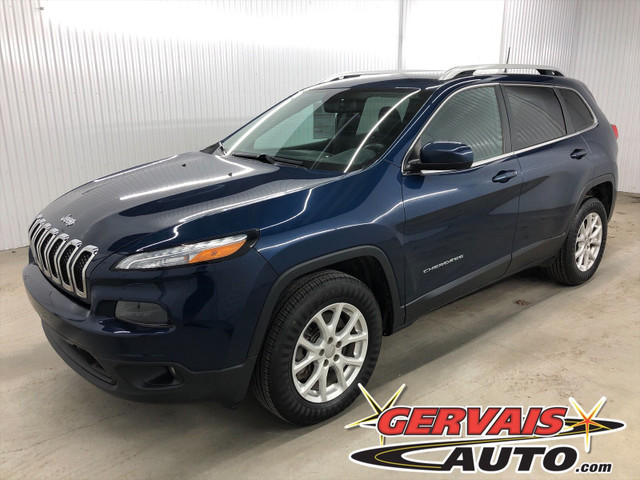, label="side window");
[505,86,566,150]
[417,87,503,163]
[558,89,595,131]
